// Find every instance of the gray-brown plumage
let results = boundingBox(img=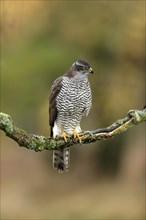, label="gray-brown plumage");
[49,60,93,172]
